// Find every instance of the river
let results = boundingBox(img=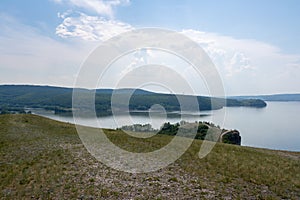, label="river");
[30,101,300,151]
